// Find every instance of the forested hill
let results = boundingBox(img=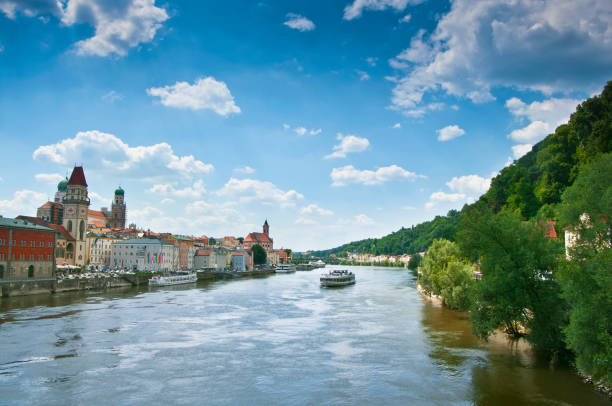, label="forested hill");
[310,81,612,257]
